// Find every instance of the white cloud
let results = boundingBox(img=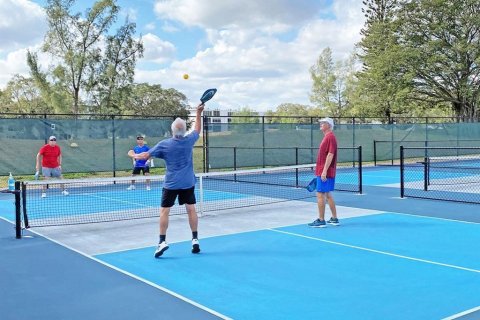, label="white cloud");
[141,33,176,64]
[144,22,156,31]
[0,46,53,88]
[161,21,180,33]
[137,0,365,111]
[120,7,138,22]
[0,0,46,53]
[0,49,30,86]
[0,0,366,112]
[154,0,323,31]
